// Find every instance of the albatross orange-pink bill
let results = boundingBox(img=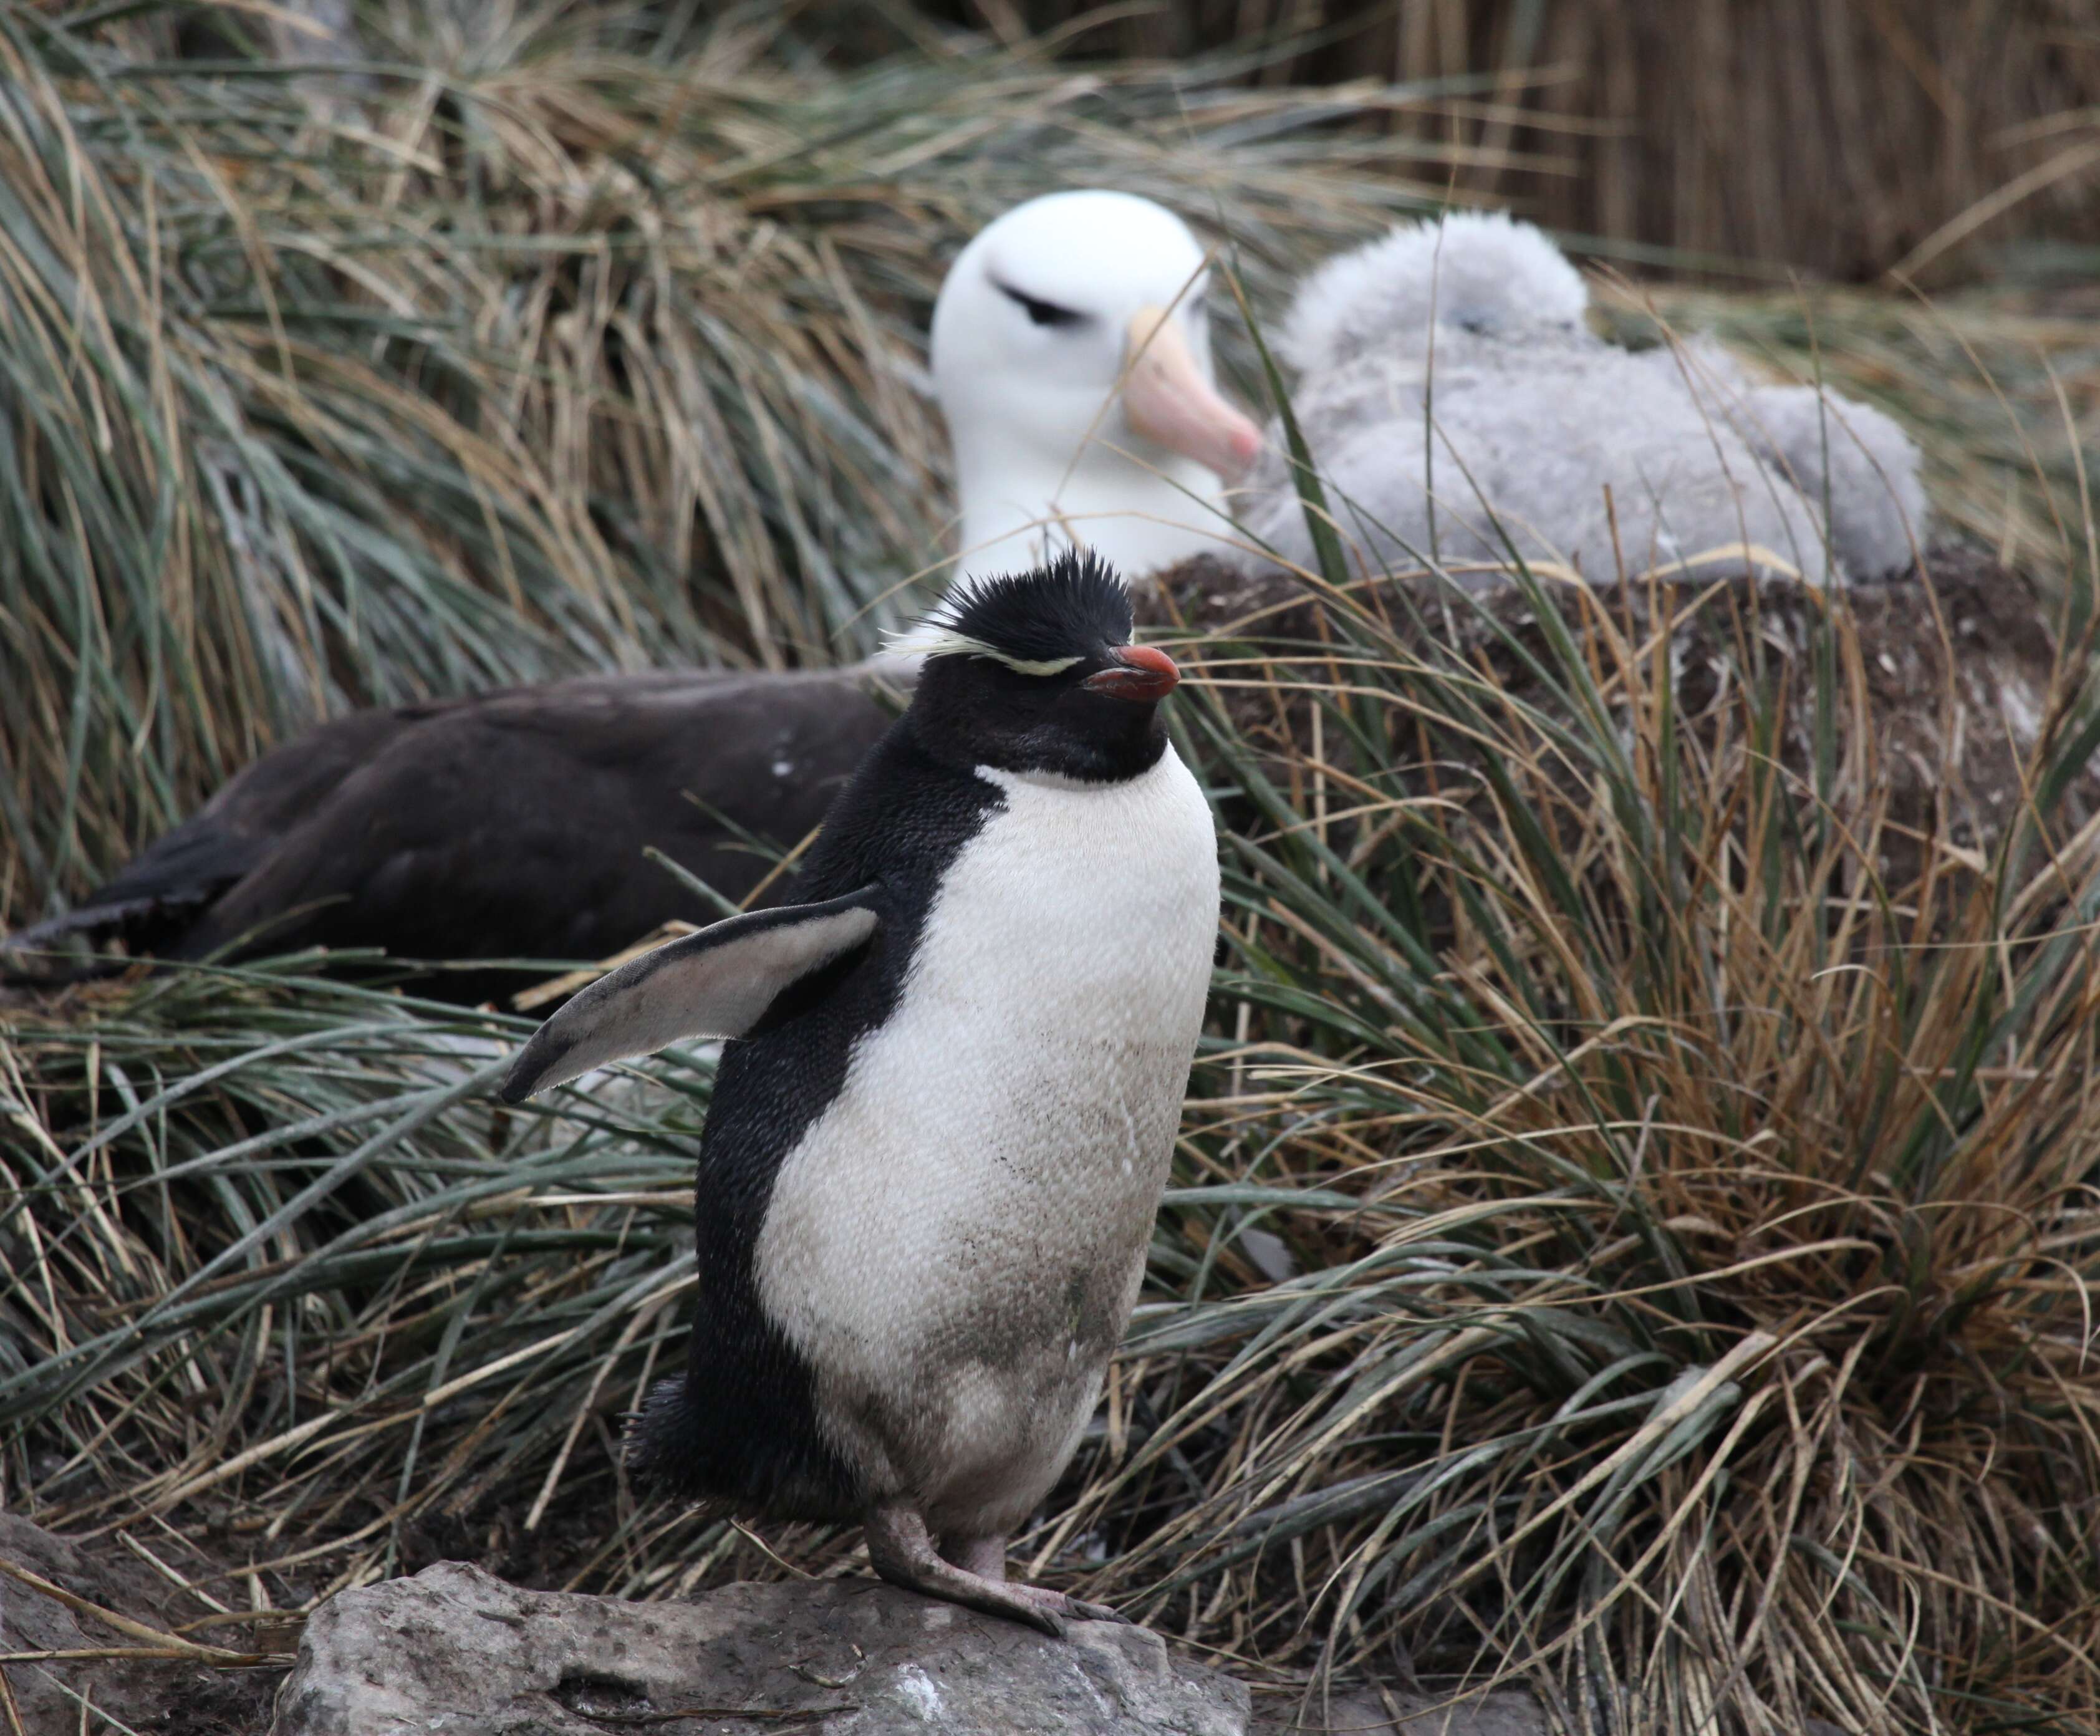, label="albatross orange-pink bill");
[1121,306,1261,481]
